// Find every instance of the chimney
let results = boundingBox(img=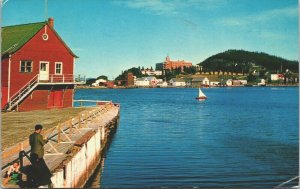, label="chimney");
[48,17,54,28]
